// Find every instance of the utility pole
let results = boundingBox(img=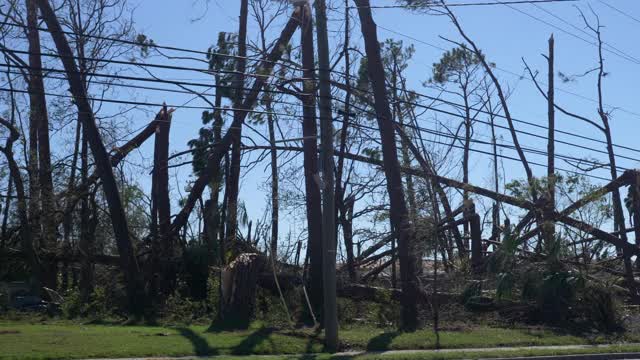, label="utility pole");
[314,0,338,351]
